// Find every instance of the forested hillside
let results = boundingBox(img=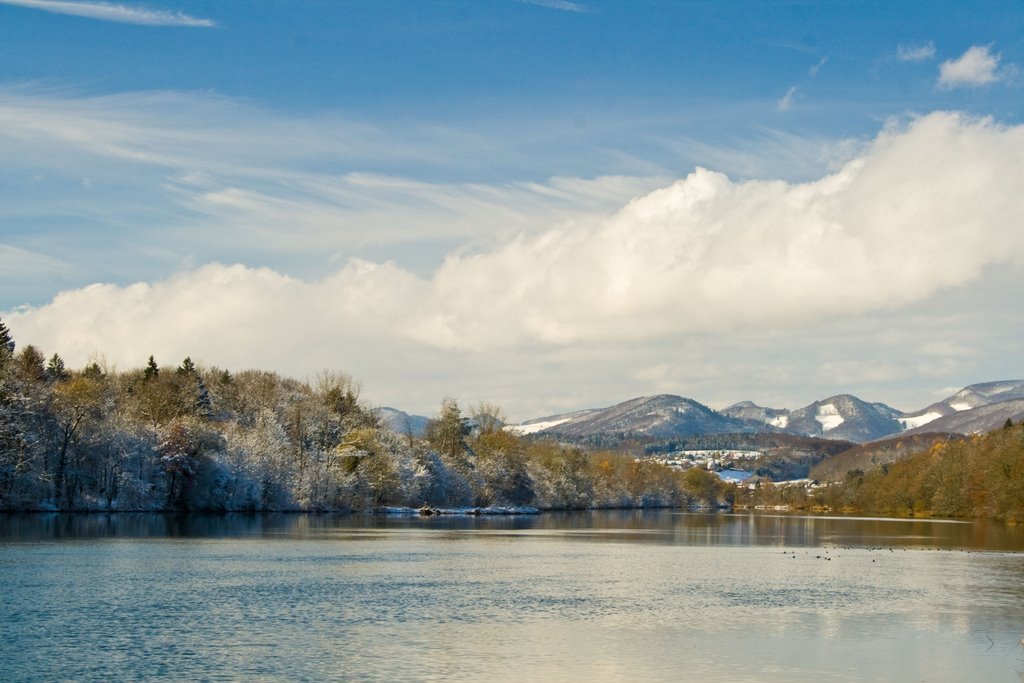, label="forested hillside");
[816,421,1024,520]
[0,318,718,512]
[740,422,1024,521]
